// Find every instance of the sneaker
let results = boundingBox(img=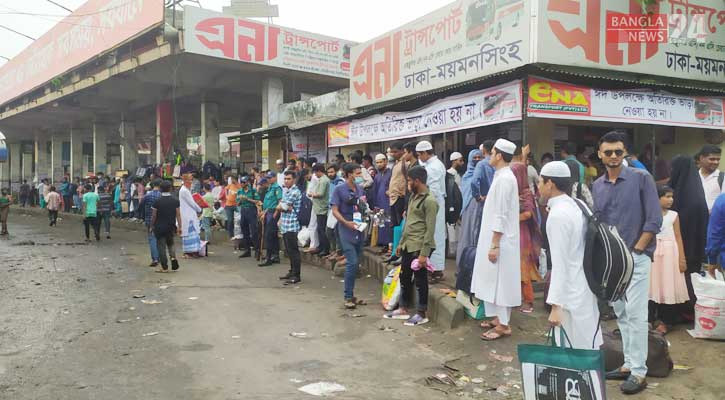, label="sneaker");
[383,309,410,320]
[171,258,180,271]
[344,299,357,309]
[403,314,429,326]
